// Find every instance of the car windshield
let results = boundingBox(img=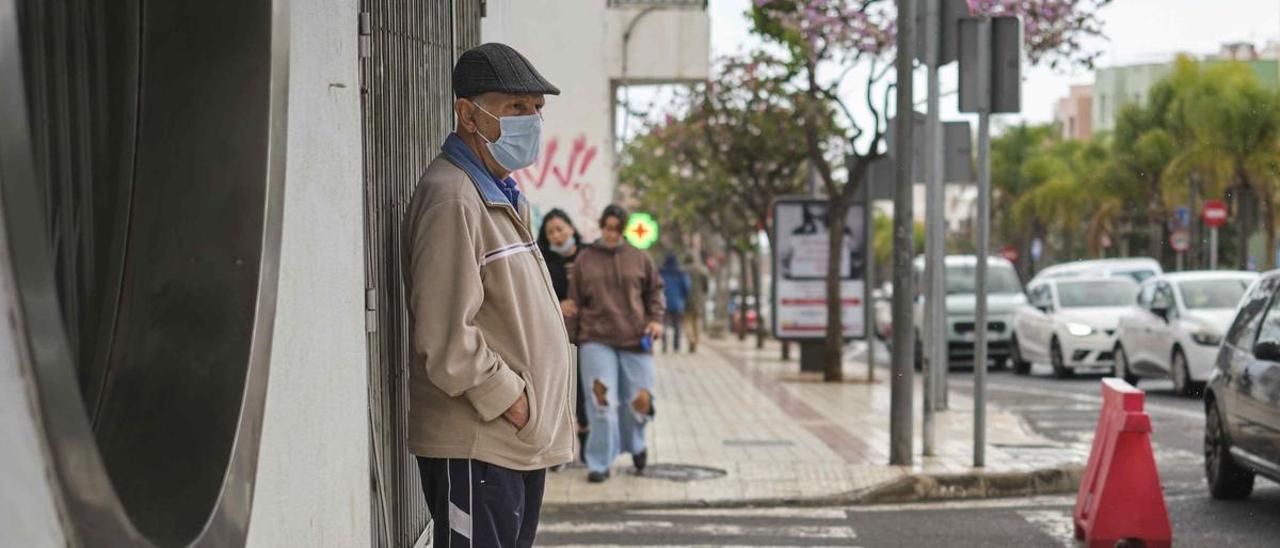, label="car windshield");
[1056,280,1137,308]
[1178,279,1250,310]
[946,265,1022,295]
[1117,269,1156,283]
